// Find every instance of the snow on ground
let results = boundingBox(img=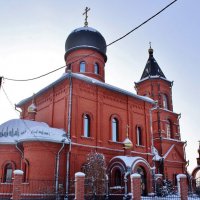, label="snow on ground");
[141,195,200,199]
